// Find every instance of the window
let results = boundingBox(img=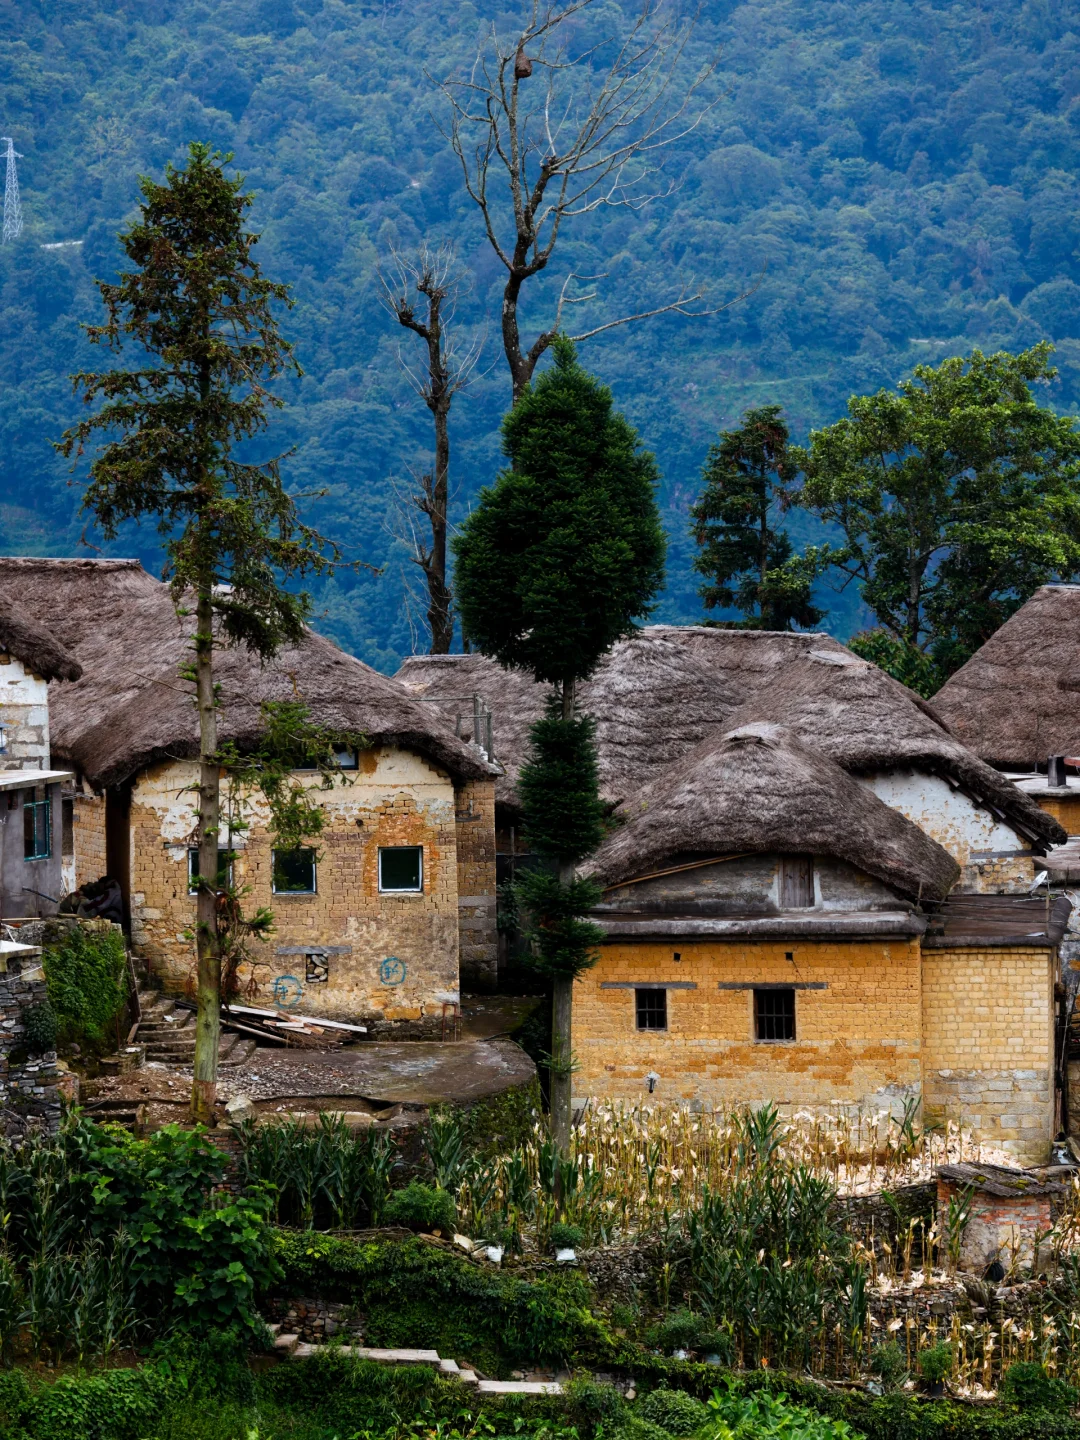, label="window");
[272,847,317,894]
[23,797,50,860]
[333,745,358,770]
[755,987,796,1042]
[779,856,814,908]
[188,848,235,893]
[635,987,667,1031]
[379,845,423,893]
